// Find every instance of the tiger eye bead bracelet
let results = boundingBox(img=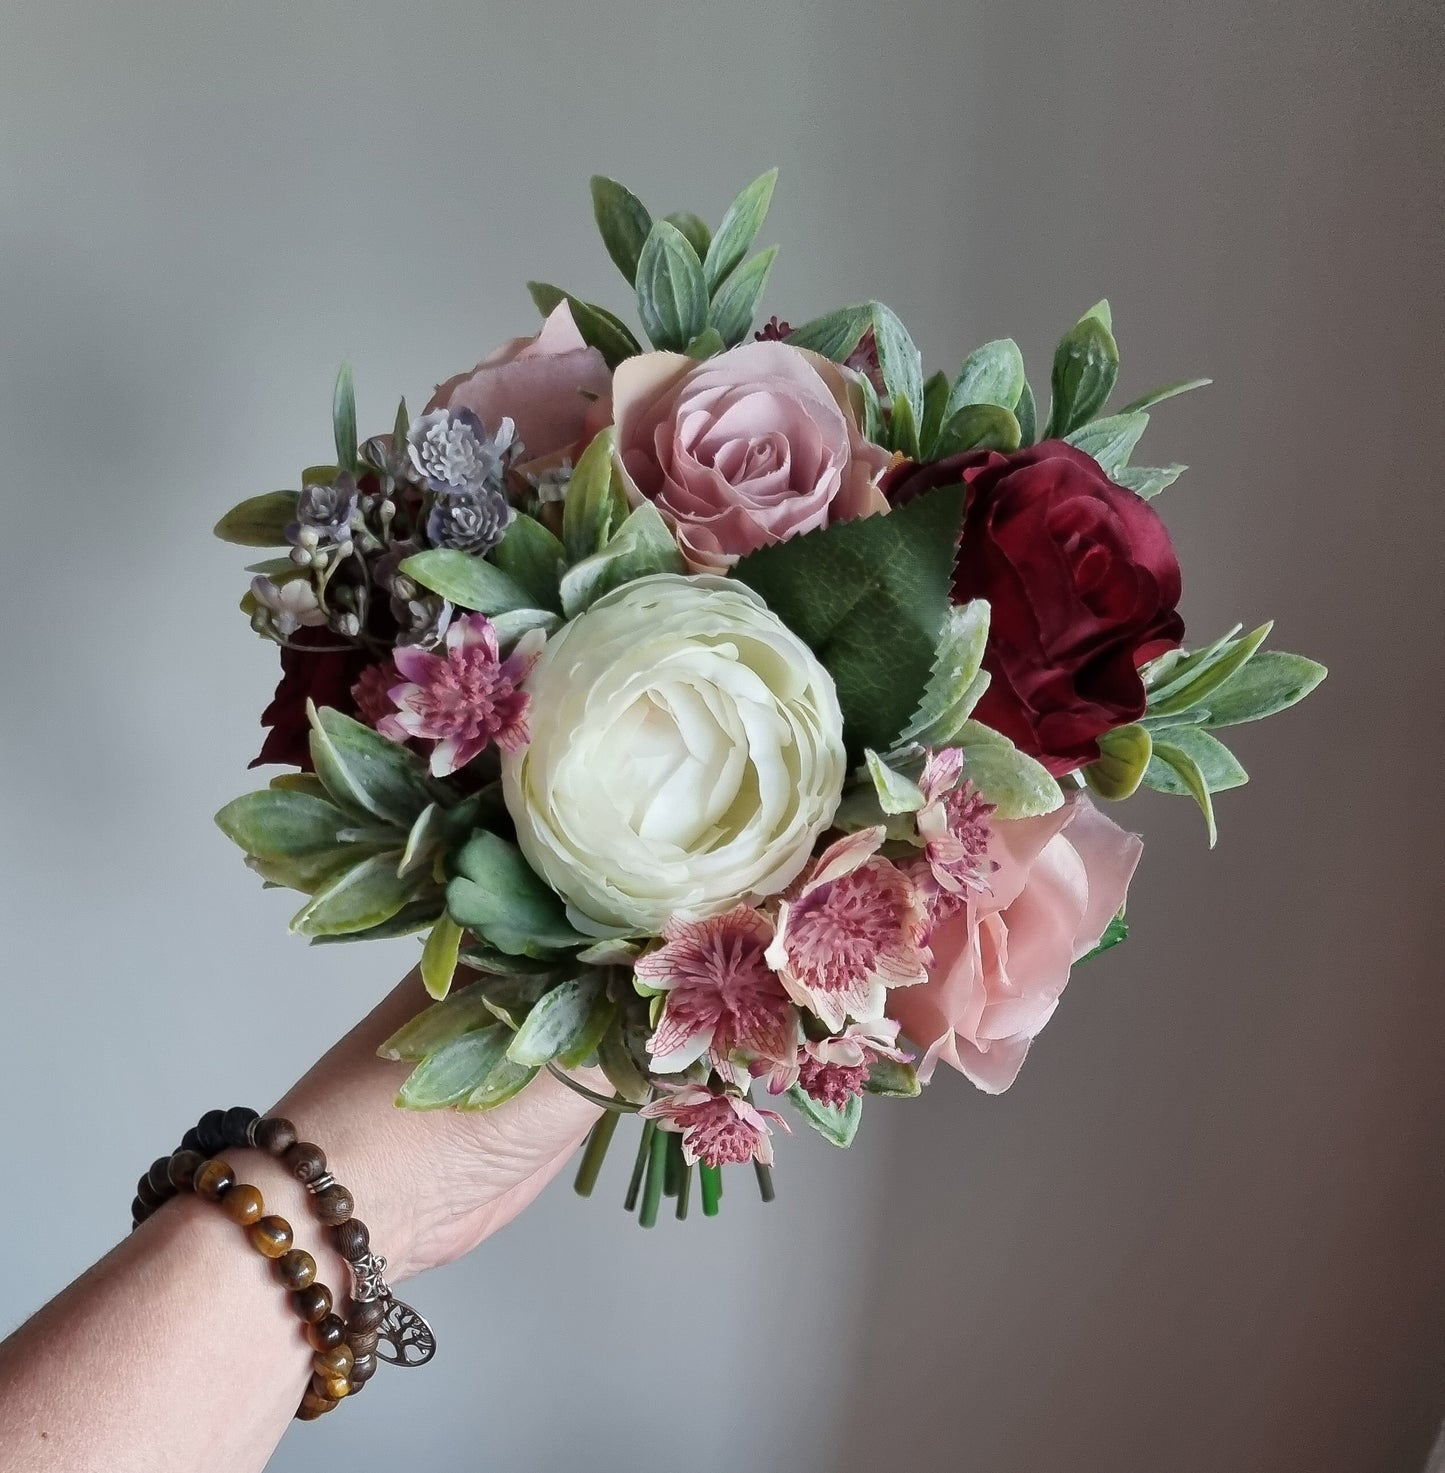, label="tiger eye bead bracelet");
[130,1108,434,1420]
